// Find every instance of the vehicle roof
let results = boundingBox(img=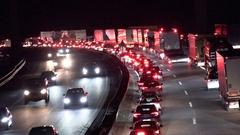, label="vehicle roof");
[67,88,84,94]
